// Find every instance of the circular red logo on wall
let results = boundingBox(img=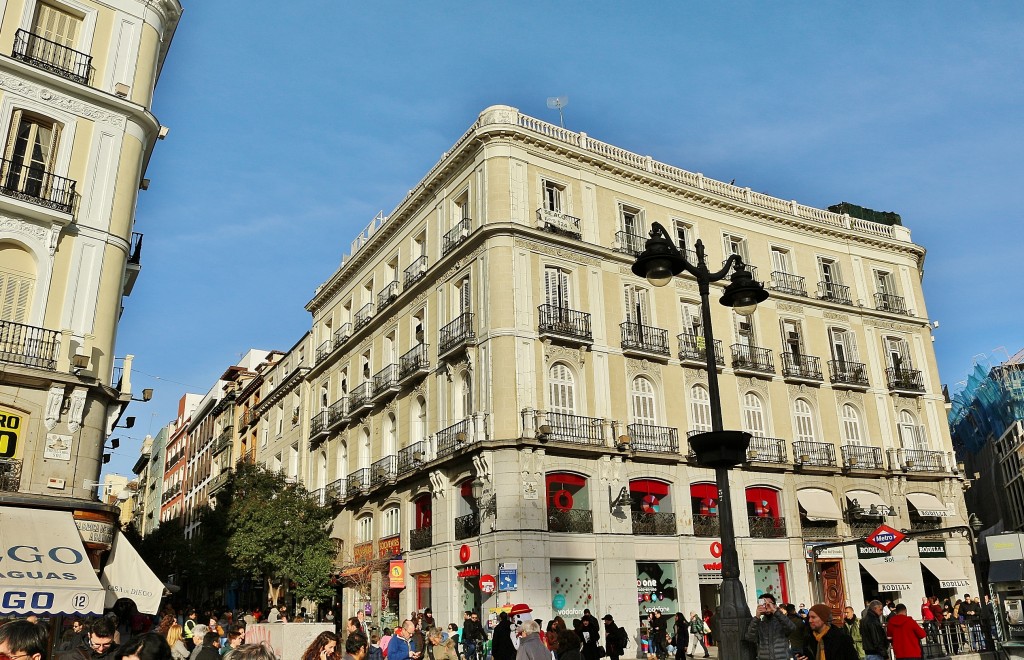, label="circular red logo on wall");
[459,545,472,563]
[480,575,496,594]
